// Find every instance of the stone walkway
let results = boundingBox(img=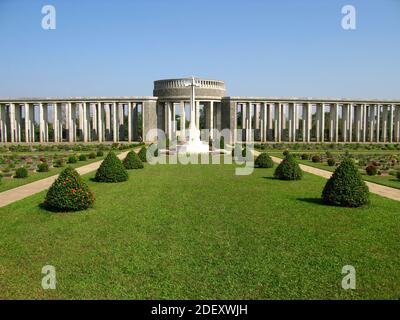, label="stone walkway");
[0,151,130,208]
[270,155,400,202]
